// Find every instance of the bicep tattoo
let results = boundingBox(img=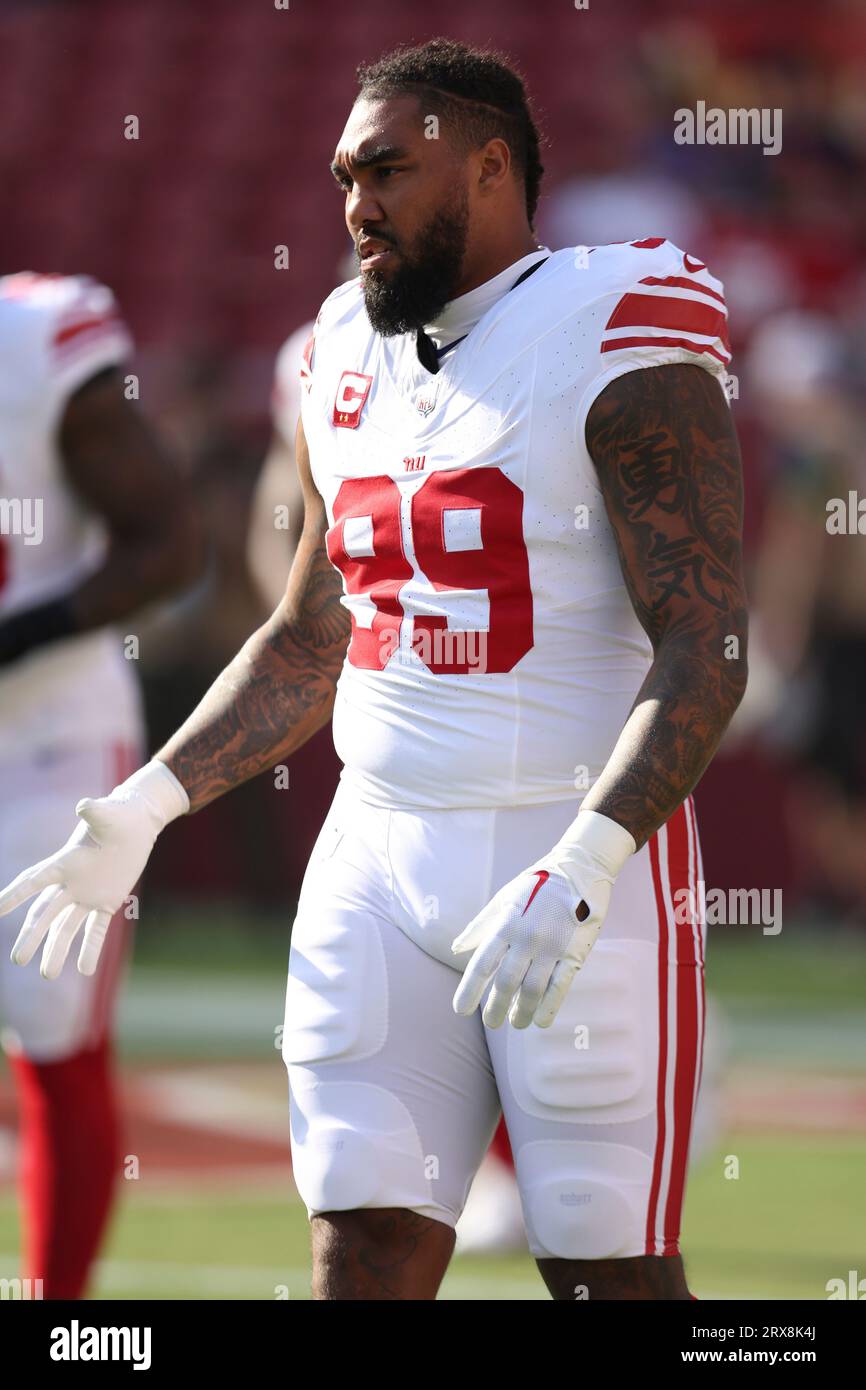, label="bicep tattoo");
[585,363,746,651]
[581,363,748,845]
